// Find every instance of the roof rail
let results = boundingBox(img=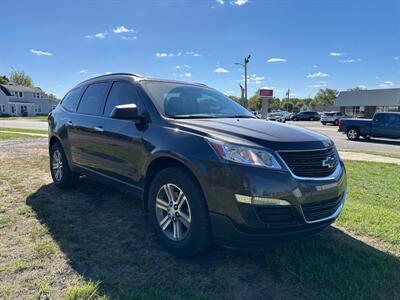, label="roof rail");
[79,72,142,84]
